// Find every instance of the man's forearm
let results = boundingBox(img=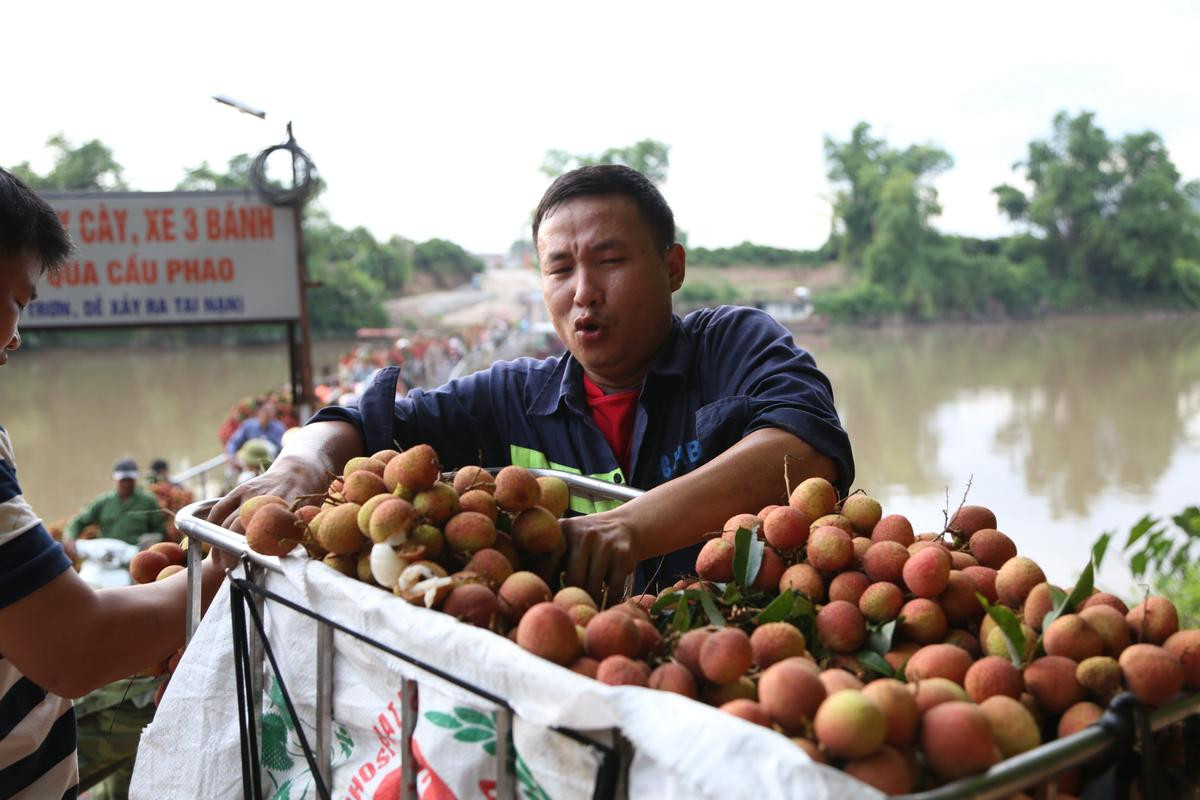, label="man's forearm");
[620,428,838,560]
